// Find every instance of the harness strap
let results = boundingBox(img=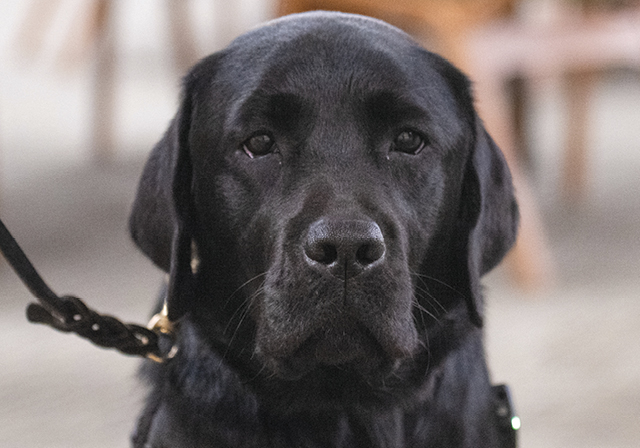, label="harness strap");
[0,216,175,362]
